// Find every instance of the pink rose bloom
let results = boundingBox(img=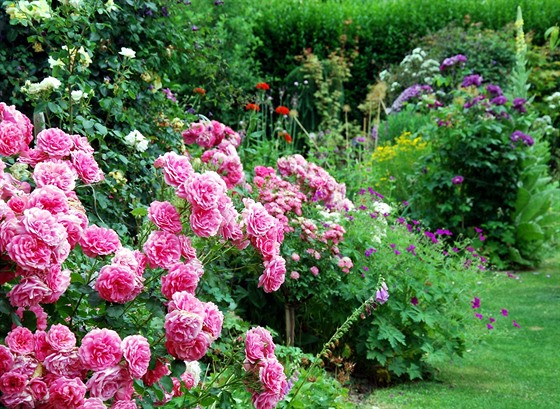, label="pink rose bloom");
[0,102,33,145]
[165,331,210,361]
[34,330,55,361]
[112,247,146,277]
[242,200,276,237]
[167,290,205,314]
[17,147,49,166]
[72,150,104,184]
[43,350,84,378]
[189,207,221,238]
[253,232,280,260]
[22,207,68,247]
[252,390,283,409]
[7,195,28,214]
[33,159,77,192]
[7,276,51,307]
[148,201,182,234]
[0,371,27,395]
[86,365,131,401]
[78,329,122,371]
[122,335,151,379]
[245,327,275,364]
[143,230,182,269]
[7,234,52,270]
[142,358,170,387]
[154,151,194,188]
[0,345,14,376]
[56,213,84,248]
[44,265,71,303]
[183,171,226,210]
[178,235,197,261]
[46,323,76,351]
[95,264,142,304]
[181,361,201,390]
[202,302,223,341]
[36,128,73,158]
[29,377,48,401]
[0,389,34,408]
[258,256,286,293]
[182,121,207,145]
[70,134,95,154]
[78,398,107,409]
[259,358,287,394]
[165,309,204,343]
[290,271,300,280]
[0,121,26,156]
[27,185,69,215]
[10,355,38,378]
[47,376,87,408]
[160,262,200,299]
[80,225,122,258]
[310,266,319,276]
[111,400,138,409]
[291,253,300,261]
